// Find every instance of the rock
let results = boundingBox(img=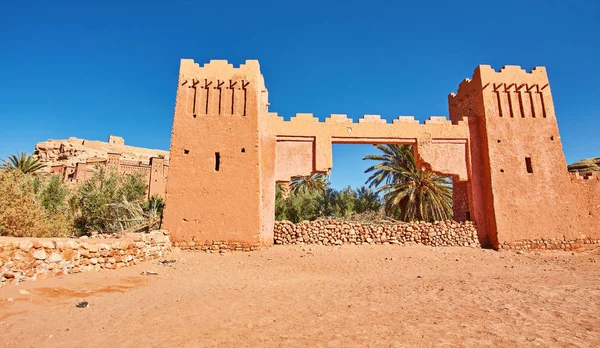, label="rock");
[41,241,55,249]
[33,249,48,260]
[48,253,63,263]
[19,240,34,252]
